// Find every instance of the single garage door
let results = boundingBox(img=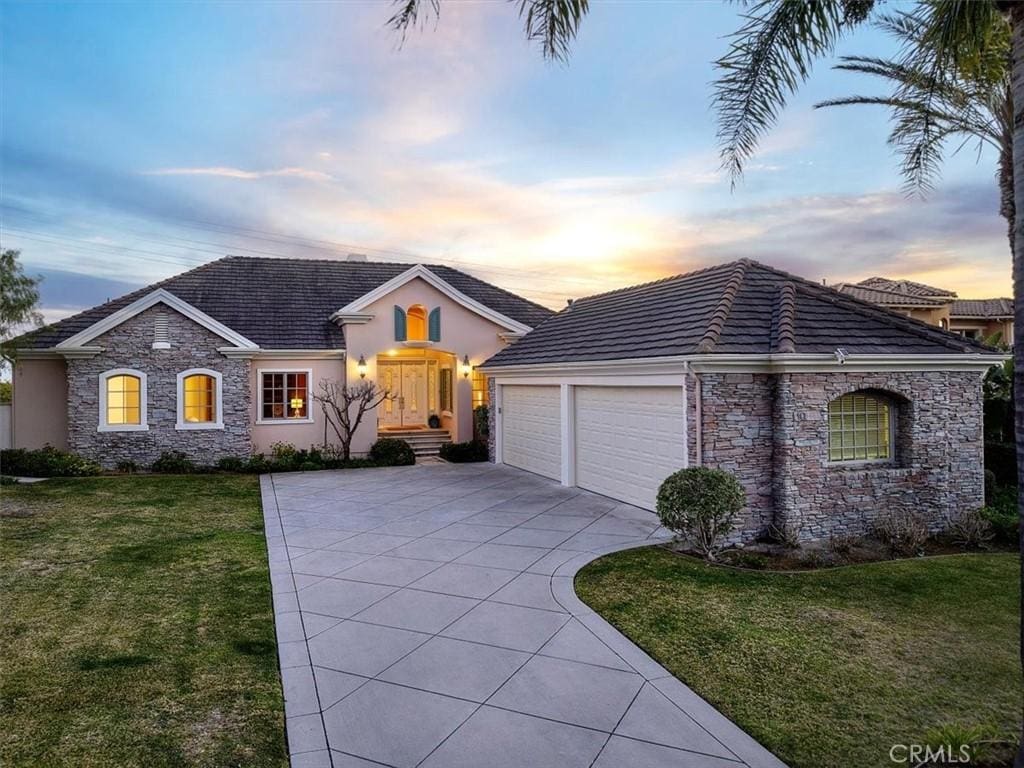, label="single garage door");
[501,385,561,480]
[575,386,685,510]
